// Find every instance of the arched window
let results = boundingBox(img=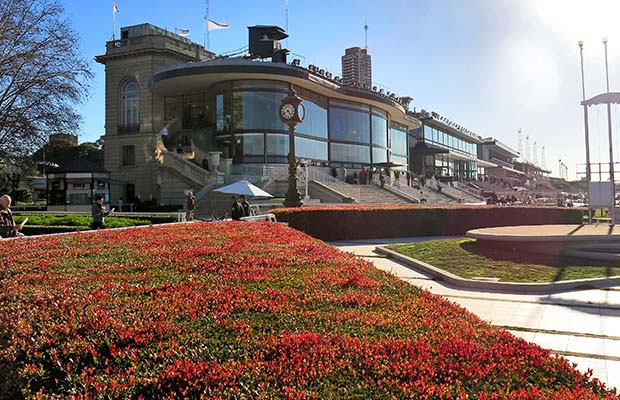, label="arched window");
[121,81,139,128]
